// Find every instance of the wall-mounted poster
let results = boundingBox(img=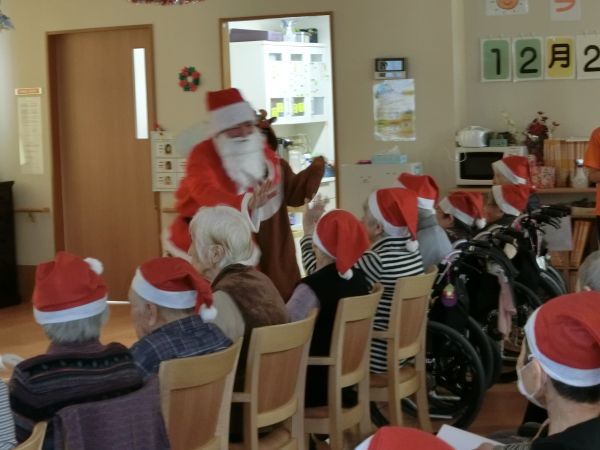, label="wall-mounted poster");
[551,0,581,22]
[576,34,600,80]
[545,36,575,79]
[486,0,529,16]
[373,79,415,142]
[481,38,511,81]
[513,37,544,81]
[151,131,186,191]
